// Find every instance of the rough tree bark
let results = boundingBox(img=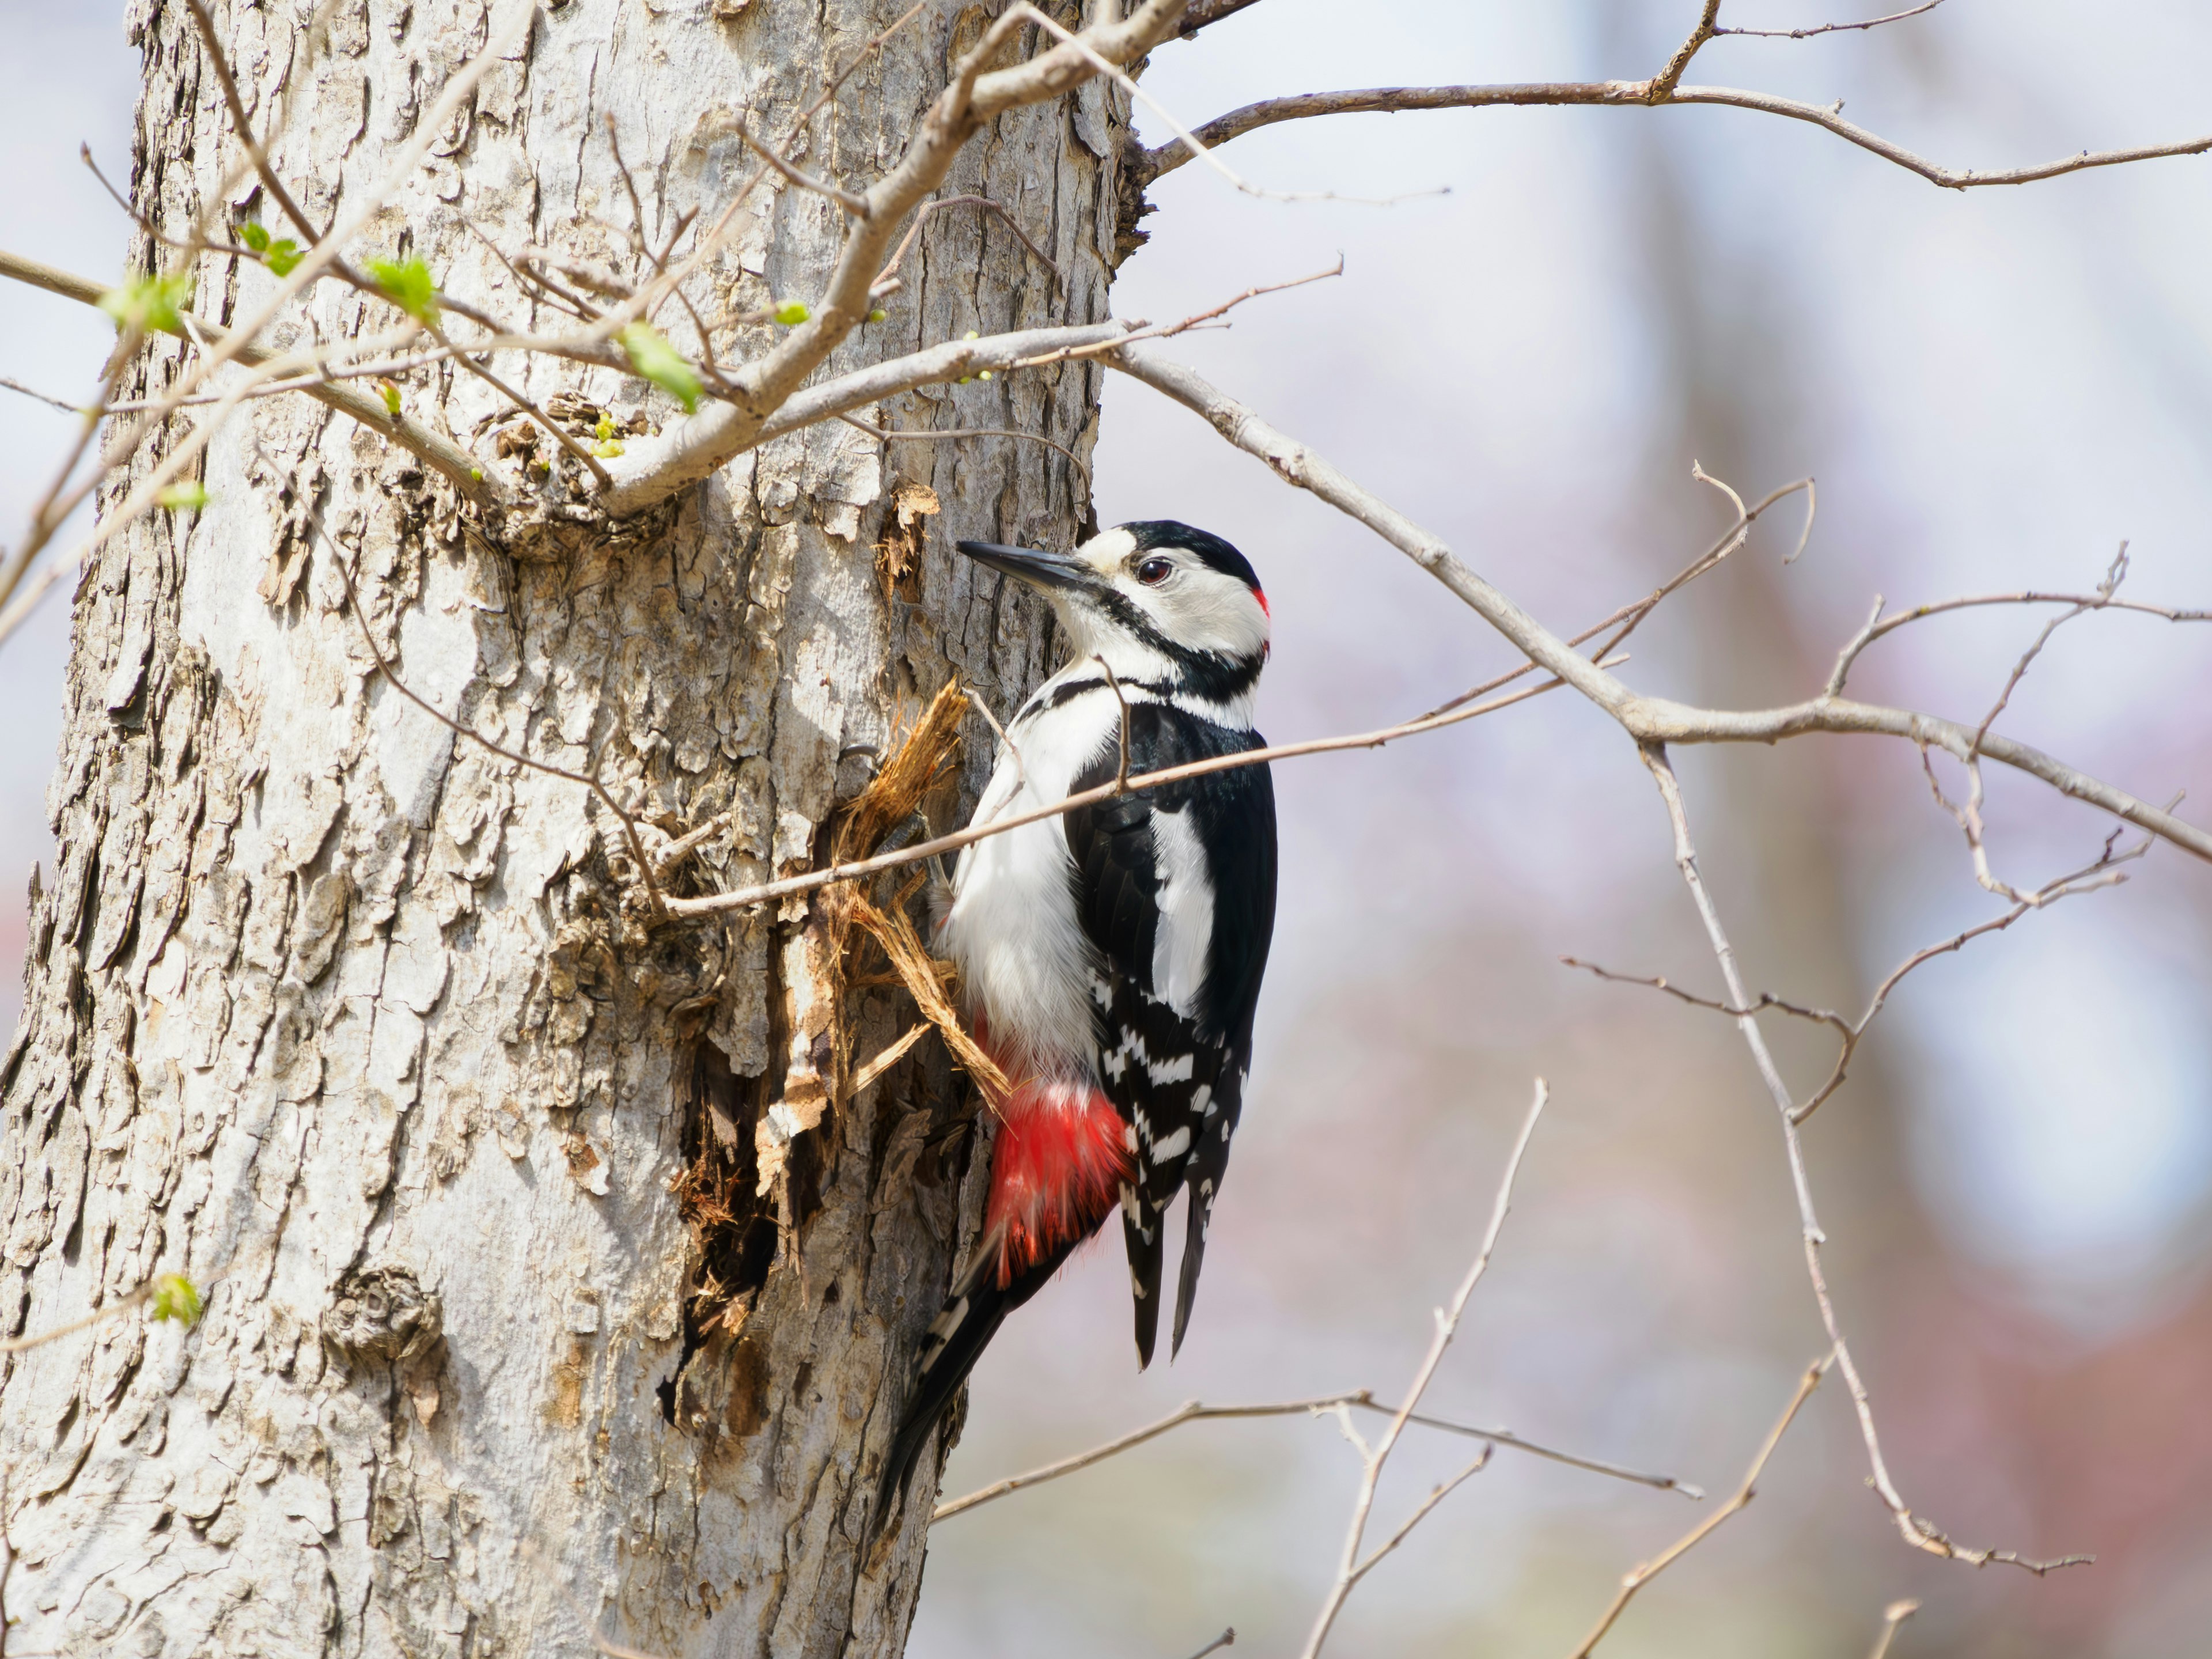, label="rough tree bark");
[0,0,1128,1652]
